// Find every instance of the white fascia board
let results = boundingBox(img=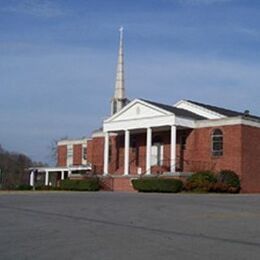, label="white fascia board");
[104,98,172,123]
[103,115,195,132]
[30,165,92,172]
[91,131,118,138]
[104,115,176,132]
[58,138,89,146]
[195,116,260,129]
[174,100,225,120]
[175,117,196,128]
